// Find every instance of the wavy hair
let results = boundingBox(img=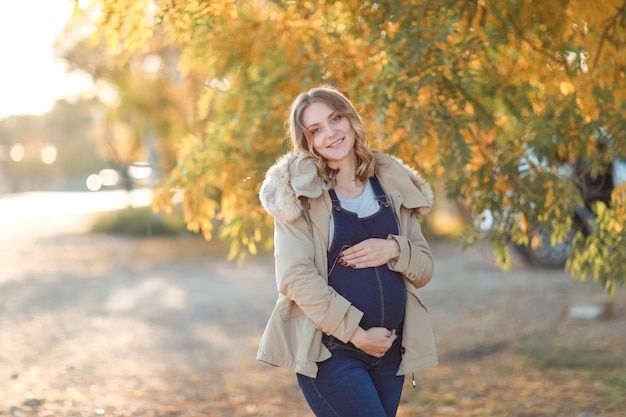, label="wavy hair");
[288,85,375,186]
